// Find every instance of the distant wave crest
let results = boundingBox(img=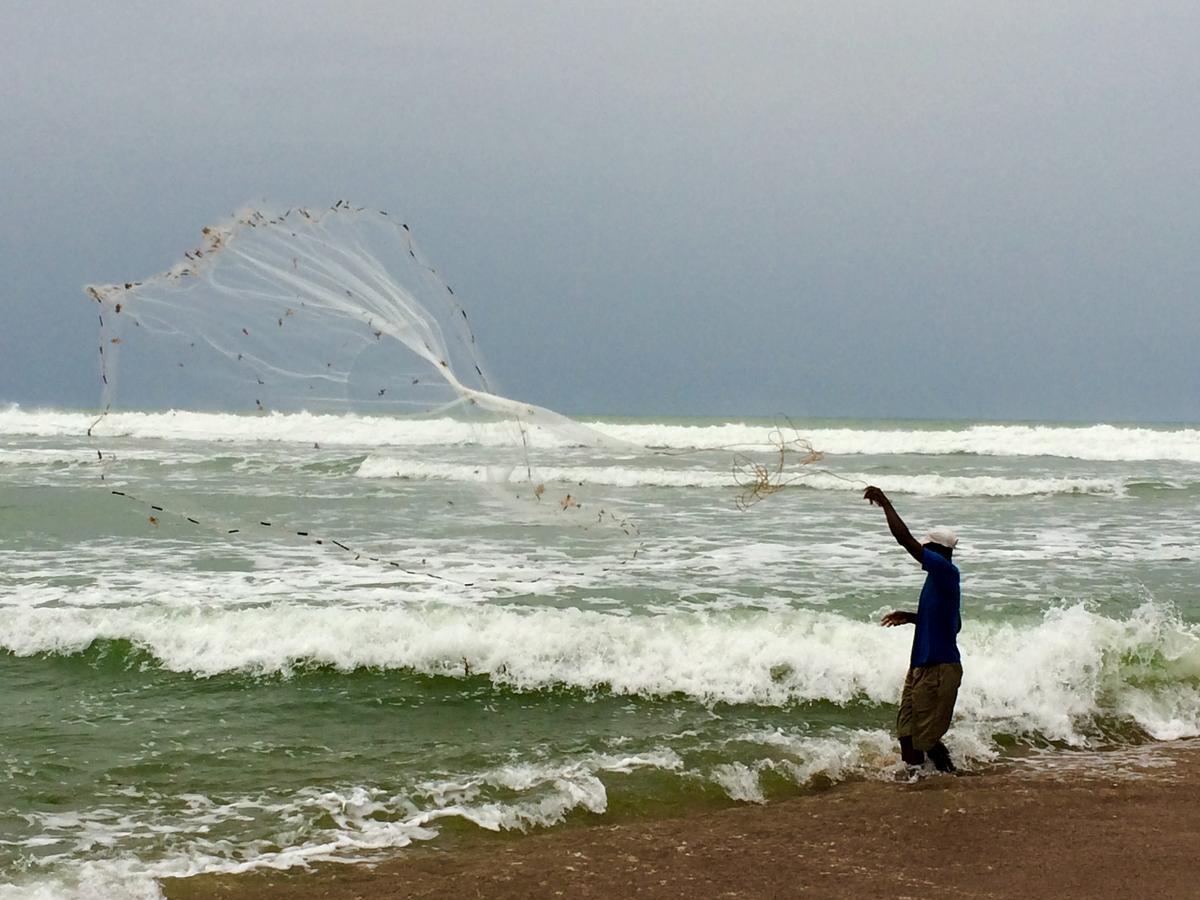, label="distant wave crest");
[4,406,1199,461]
